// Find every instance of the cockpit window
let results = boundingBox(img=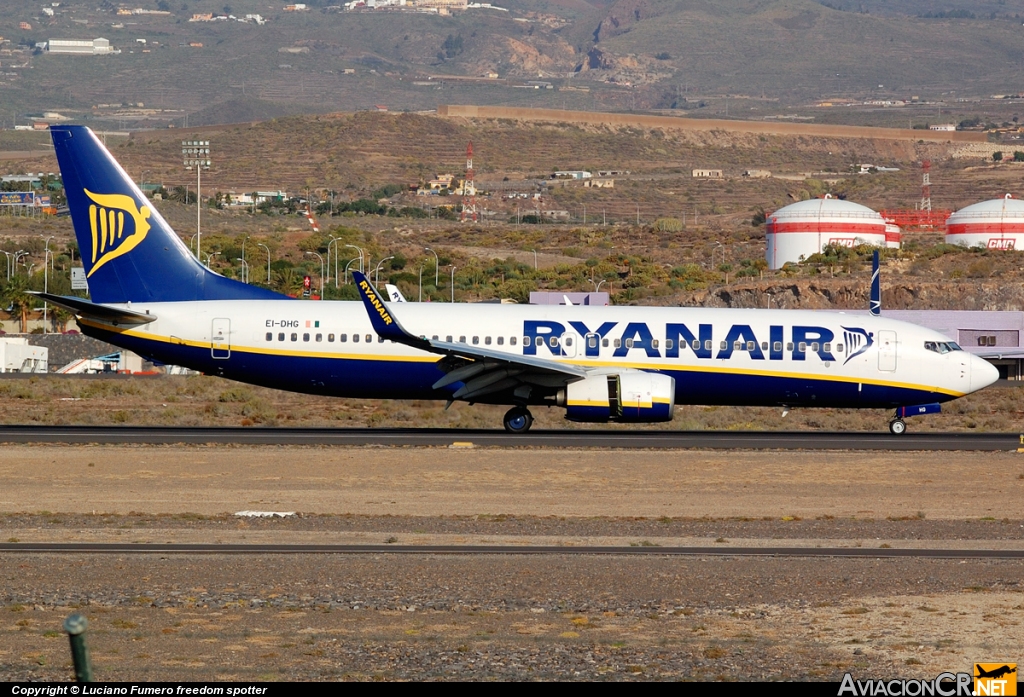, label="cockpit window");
[924,341,962,354]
